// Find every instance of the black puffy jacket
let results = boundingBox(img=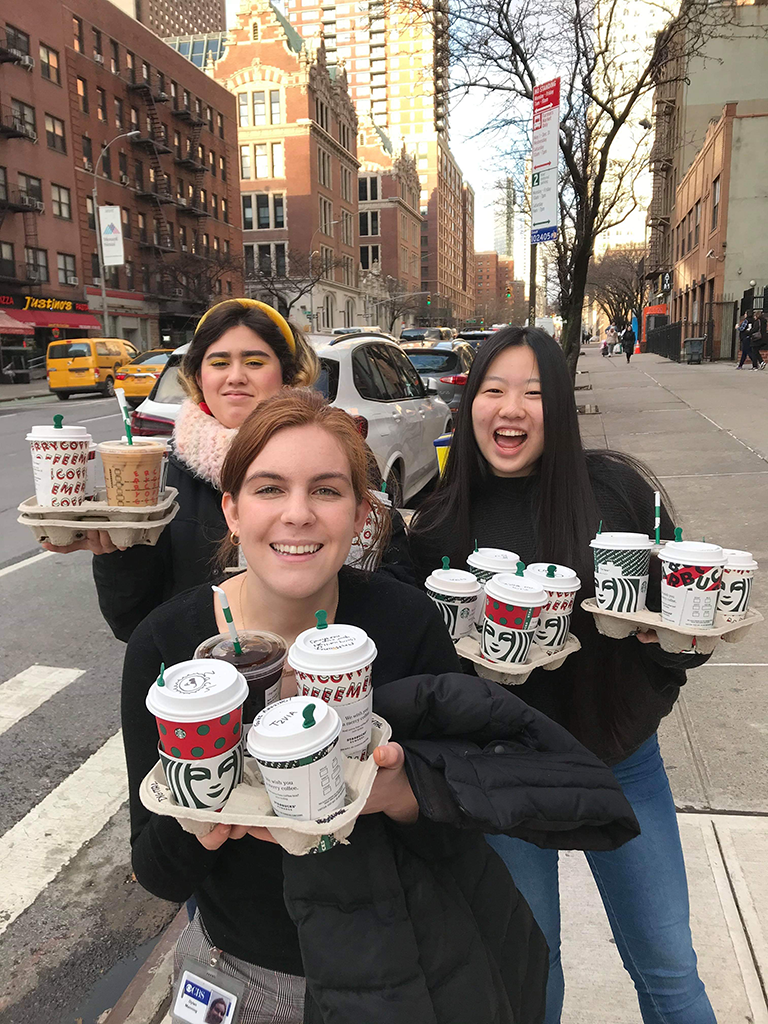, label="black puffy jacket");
[285,673,640,1024]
